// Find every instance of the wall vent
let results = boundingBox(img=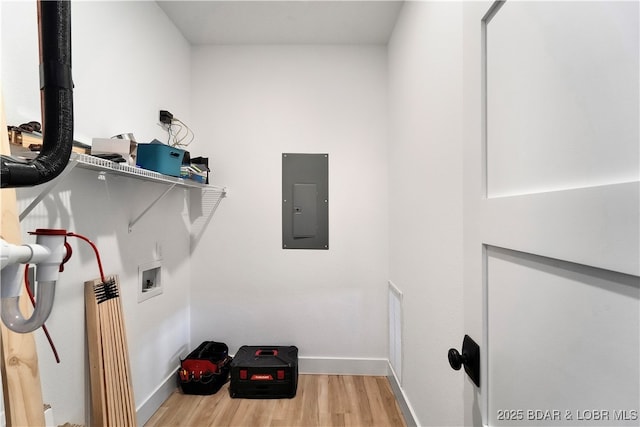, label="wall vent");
[388,280,403,384]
